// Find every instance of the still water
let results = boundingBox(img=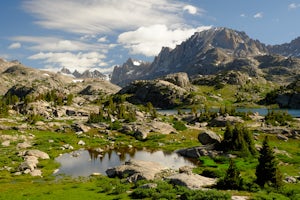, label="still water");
[158,108,300,117]
[55,148,197,177]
